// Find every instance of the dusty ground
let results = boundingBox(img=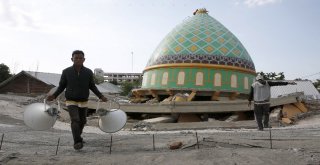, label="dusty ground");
[0,94,320,165]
